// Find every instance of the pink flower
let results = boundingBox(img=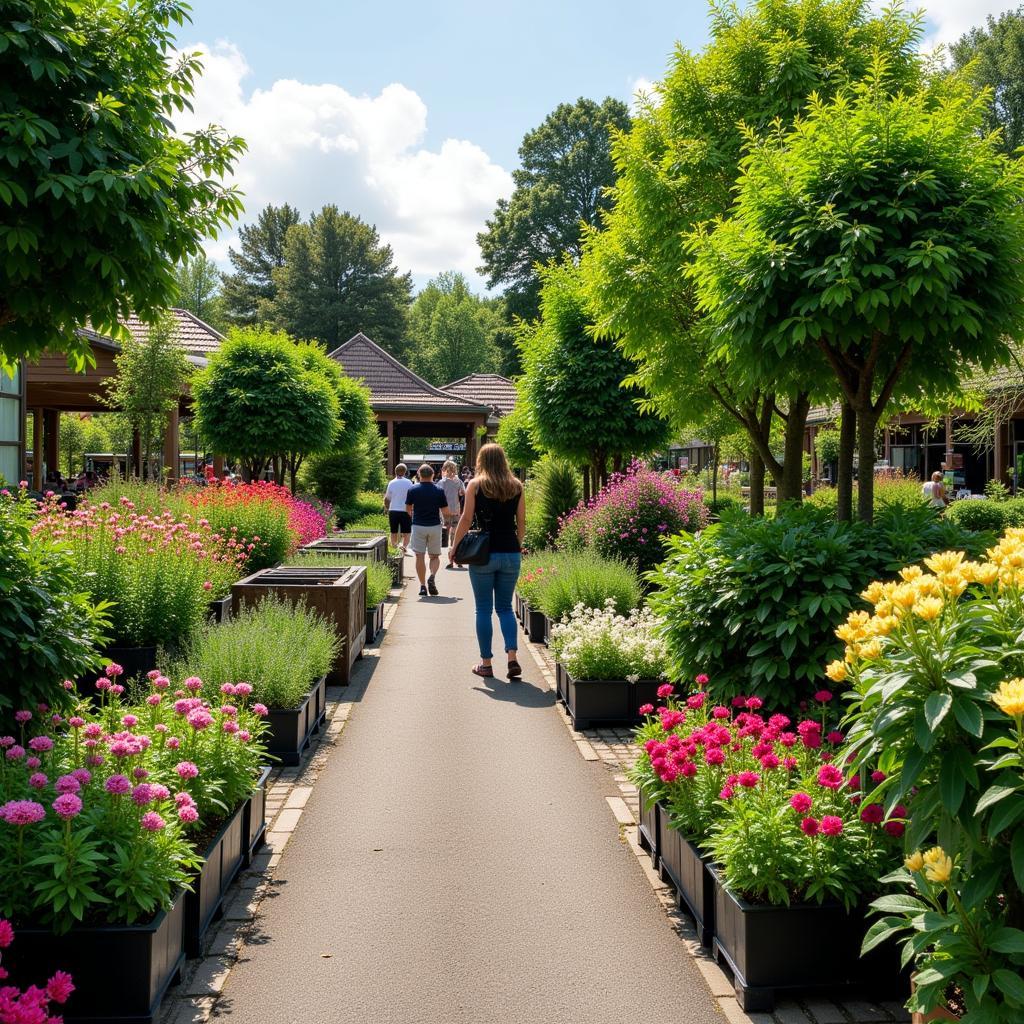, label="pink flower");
[72,768,91,785]
[638,703,654,716]
[179,804,199,824]
[790,792,813,813]
[187,708,213,730]
[657,684,674,699]
[0,919,14,947]
[53,793,83,819]
[131,784,155,806]
[25,756,40,769]
[711,706,730,719]
[827,730,844,745]
[140,811,165,831]
[745,696,763,710]
[860,803,884,825]
[105,774,131,795]
[870,770,886,784]
[146,694,162,707]
[0,800,46,825]
[883,820,905,838]
[47,970,75,1004]
[814,689,833,703]
[800,816,819,836]
[55,775,80,795]
[28,773,48,790]
[737,771,760,788]
[686,693,706,710]
[183,676,203,692]
[704,748,725,766]
[222,720,239,734]
[133,766,149,780]
[175,761,199,779]
[5,745,25,761]
[167,737,181,749]
[121,714,138,728]
[202,581,212,591]
[695,673,709,685]
[68,716,85,729]
[14,711,32,724]
[252,704,268,717]
[817,764,844,790]
[238,730,251,742]
[105,663,124,678]
[759,753,780,770]
[27,736,53,753]
[175,791,196,808]
[783,756,798,771]
[220,683,236,696]
[719,785,735,800]
[820,815,844,837]
[233,682,253,697]
[152,675,170,690]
